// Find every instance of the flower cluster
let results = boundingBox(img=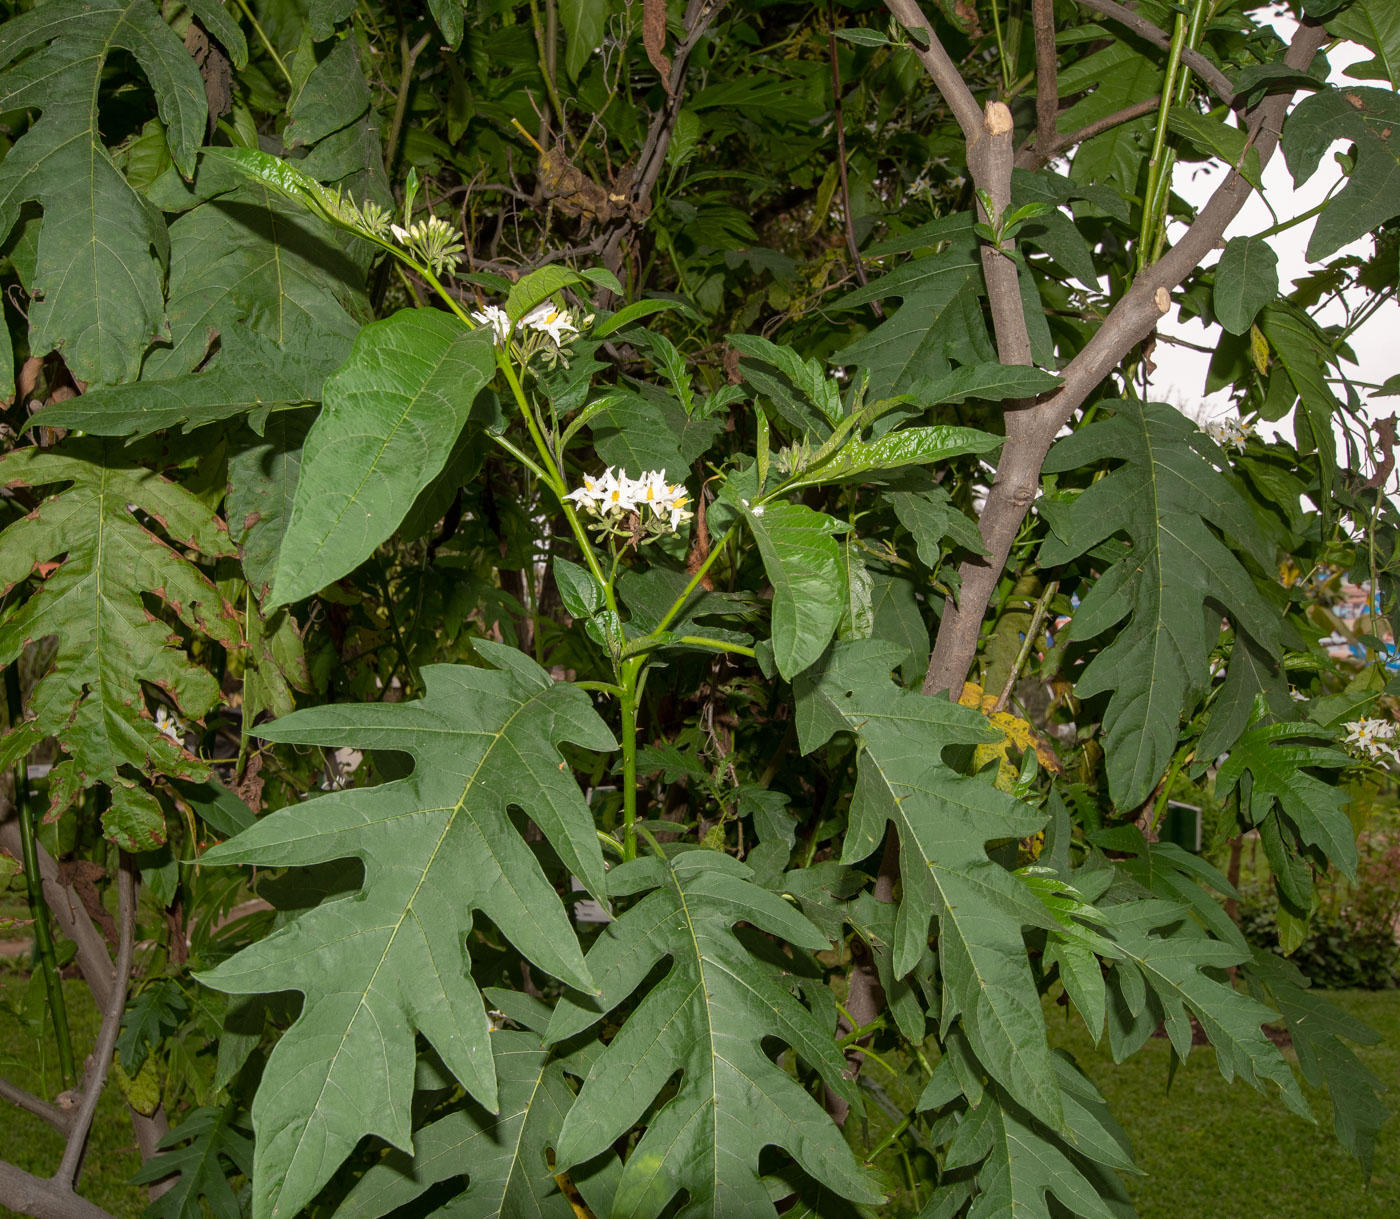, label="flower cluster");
[469,301,583,360]
[1203,416,1256,451]
[389,215,466,277]
[1343,718,1399,764]
[566,468,693,535]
